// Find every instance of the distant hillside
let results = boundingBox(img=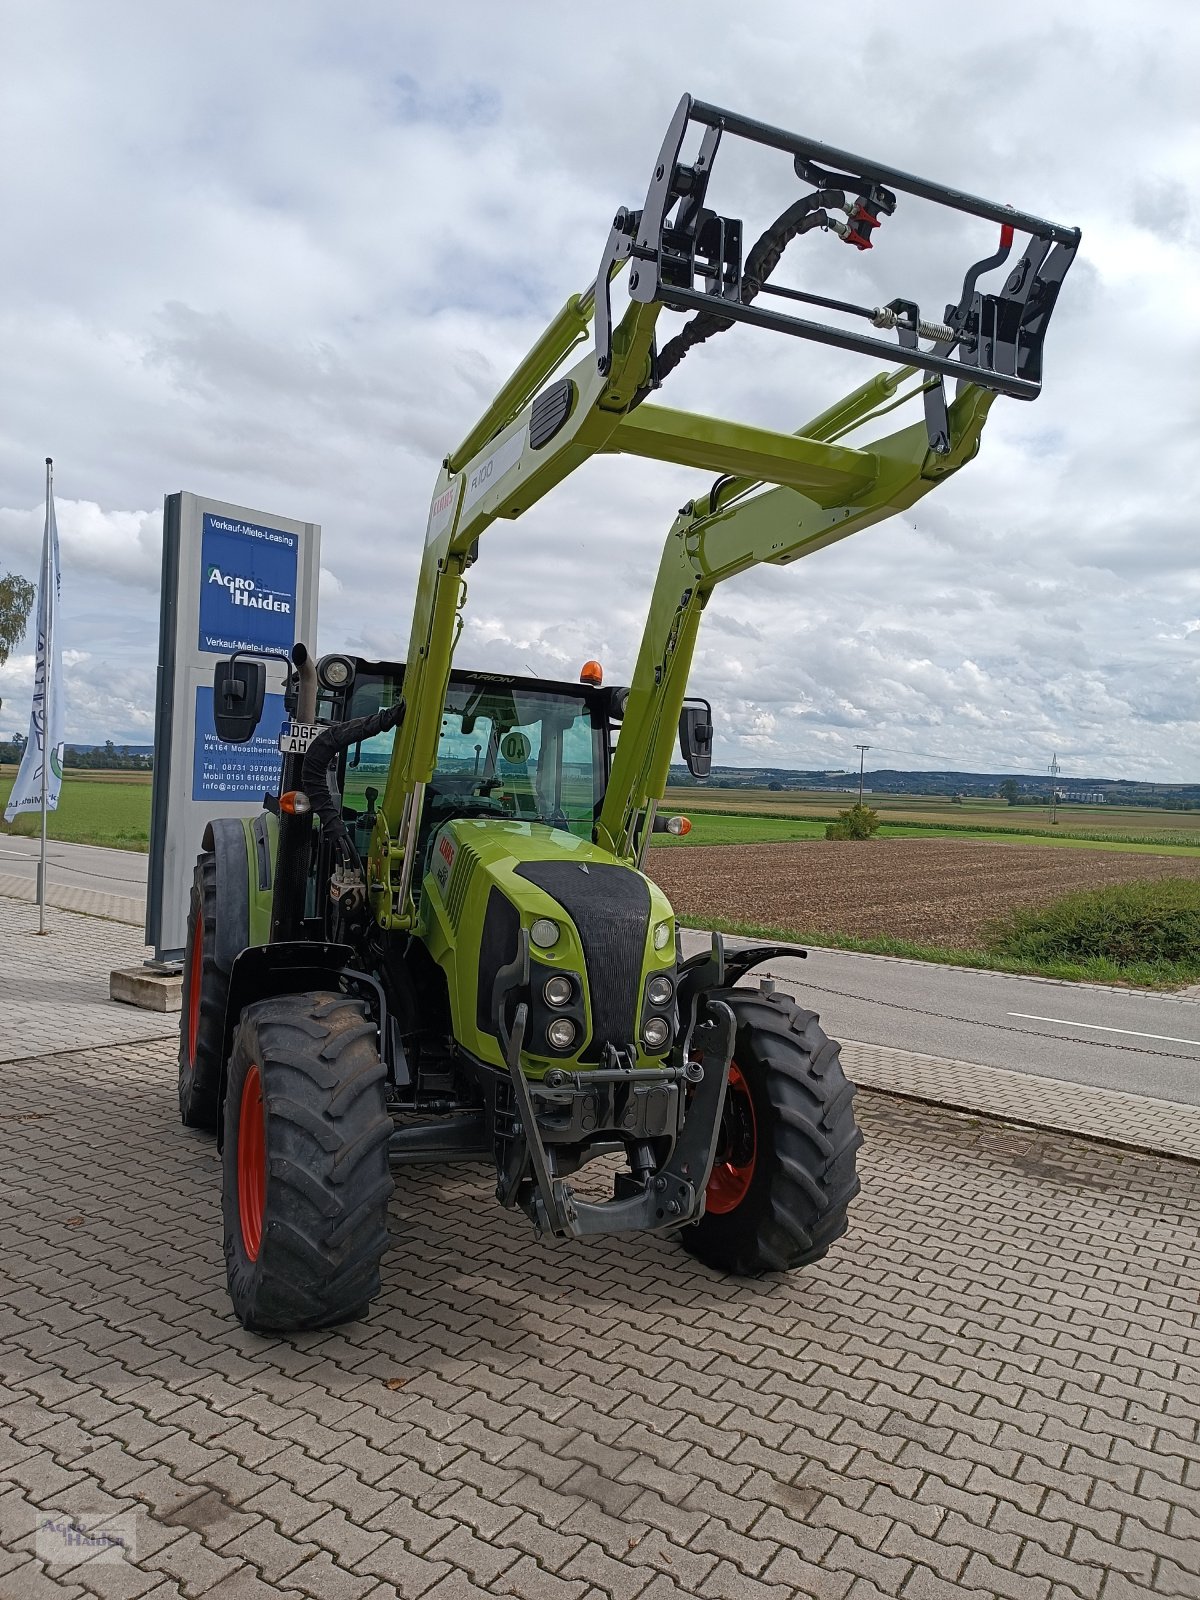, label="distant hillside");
[68,743,154,757]
[0,737,154,769]
[668,764,1200,809]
